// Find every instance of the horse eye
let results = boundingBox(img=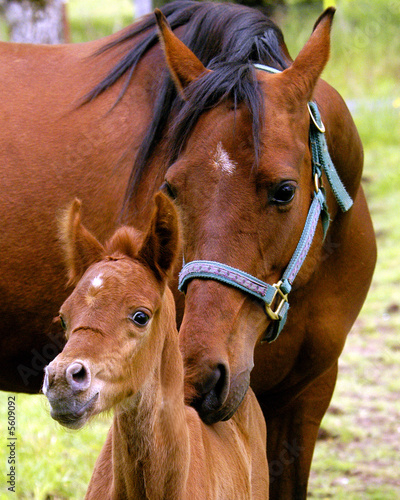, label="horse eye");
[161,181,177,200]
[130,311,150,327]
[271,182,297,205]
[59,315,67,330]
